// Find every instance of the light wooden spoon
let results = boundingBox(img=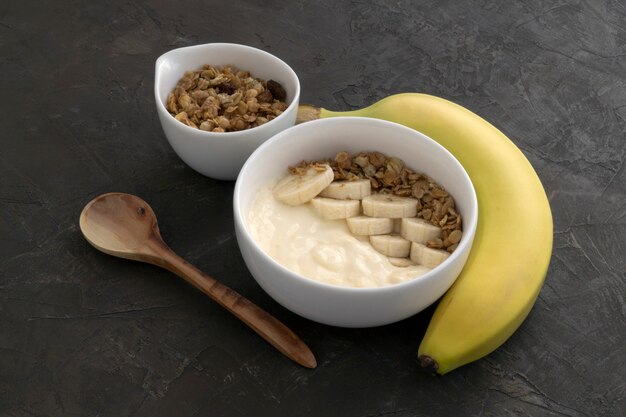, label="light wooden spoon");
[79,192,316,369]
